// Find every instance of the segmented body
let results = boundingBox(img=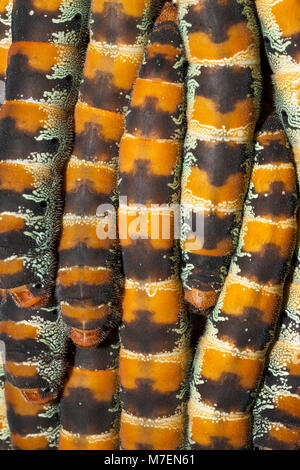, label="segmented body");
[56,0,160,346]
[4,380,60,450]
[118,2,191,450]
[0,0,12,451]
[59,337,120,449]
[0,0,90,449]
[57,0,163,449]
[177,0,262,314]
[253,0,300,449]
[188,112,297,449]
